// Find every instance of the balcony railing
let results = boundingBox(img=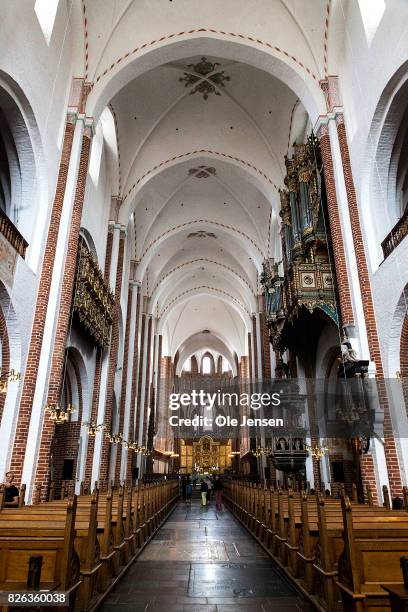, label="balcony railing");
[0,207,28,259]
[381,207,408,259]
